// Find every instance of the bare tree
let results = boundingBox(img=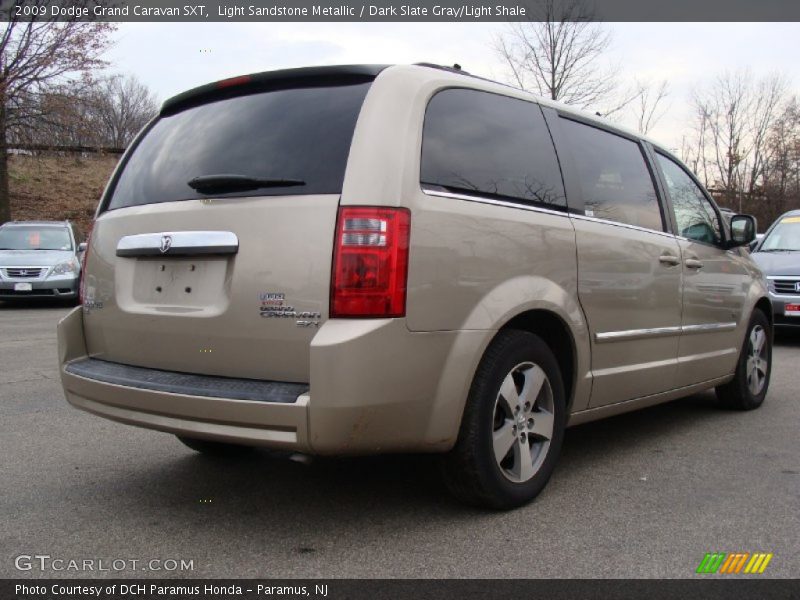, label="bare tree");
[0,2,115,223]
[761,97,800,219]
[746,74,788,195]
[632,79,669,135]
[10,80,95,148]
[493,0,638,117]
[88,74,158,148]
[688,70,788,208]
[12,74,158,150]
